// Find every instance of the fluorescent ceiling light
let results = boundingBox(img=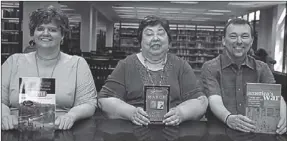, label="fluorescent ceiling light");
[170,1,198,4]
[136,7,158,10]
[114,9,135,12]
[193,17,212,20]
[192,19,206,21]
[228,2,255,6]
[137,10,156,13]
[208,10,231,13]
[181,11,202,14]
[160,11,180,14]
[160,8,181,11]
[119,14,135,16]
[112,6,135,9]
[204,13,224,15]
[183,8,206,12]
